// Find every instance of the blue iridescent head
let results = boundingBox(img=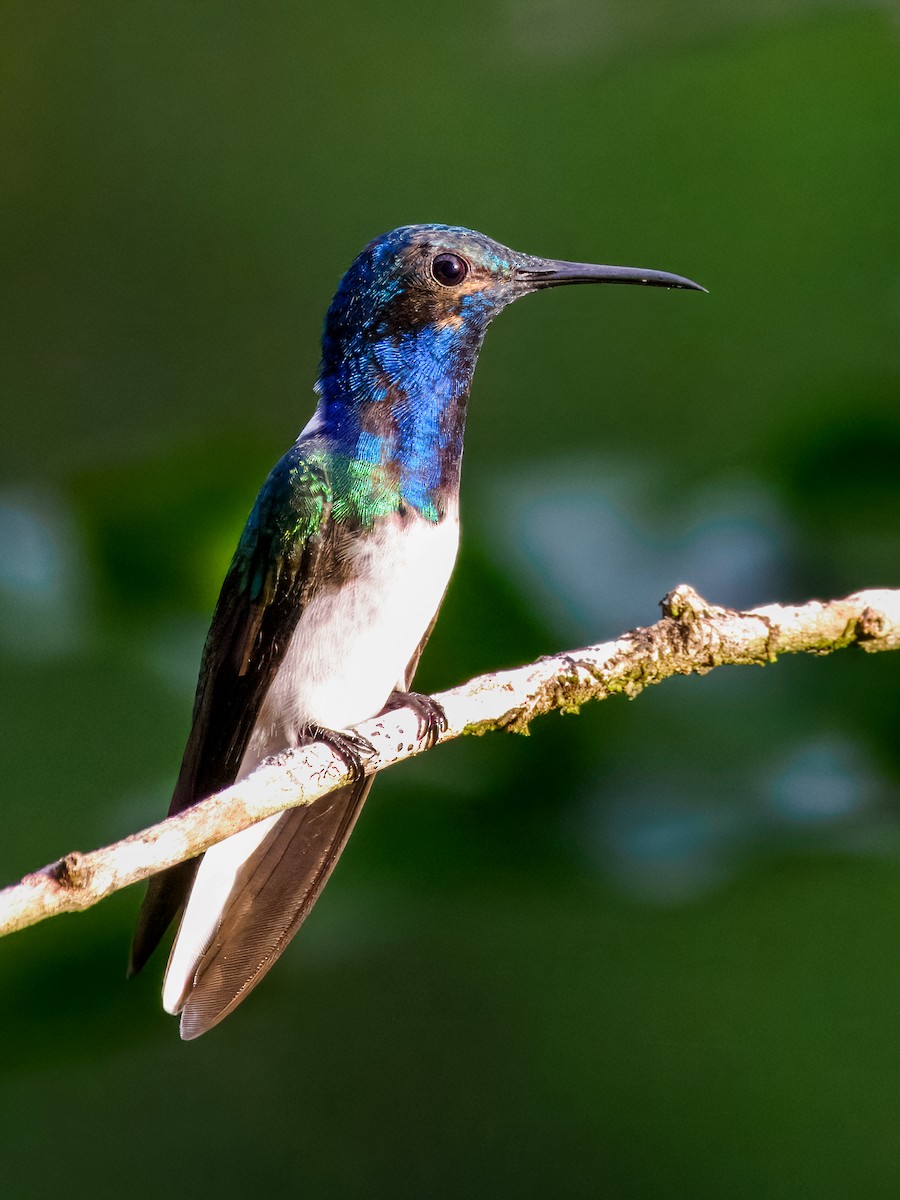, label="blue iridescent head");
[312,224,703,519]
[319,225,521,404]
